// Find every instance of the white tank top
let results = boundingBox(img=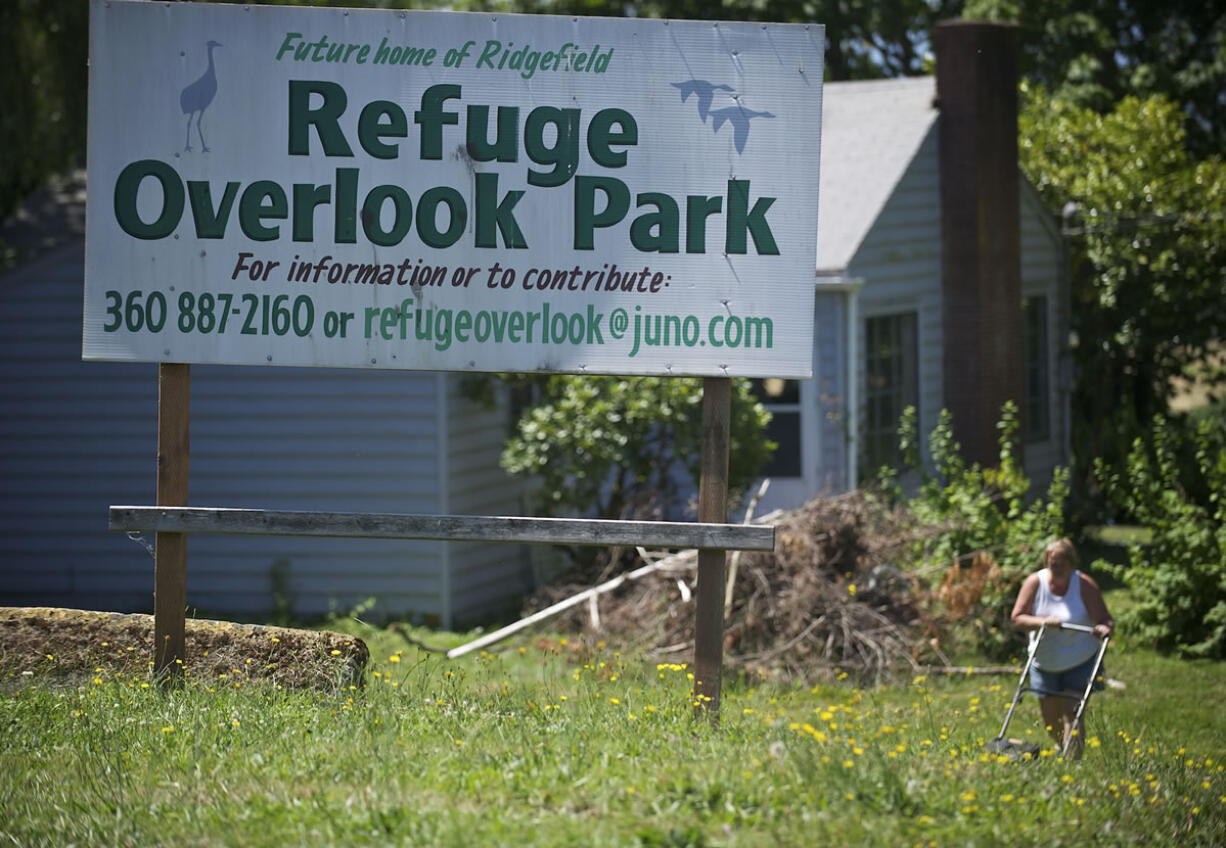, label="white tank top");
[1029,568,1099,671]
